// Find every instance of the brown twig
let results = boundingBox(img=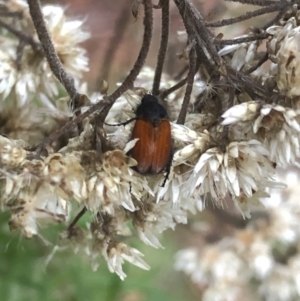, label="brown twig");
[152,0,170,96]
[15,40,26,70]
[67,207,87,231]
[159,77,187,99]
[0,18,40,51]
[245,52,268,74]
[189,3,220,66]
[226,65,267,99]
[173,0,219,71]
[225,0,280,6]
[33,0,153,155]
[96,0,153,121]
[177,45,196,124]
[205,2,287,27]
[215,32,271,45]
[261,4,290,30]
[27,0,77,99]
[174,65,188,80]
